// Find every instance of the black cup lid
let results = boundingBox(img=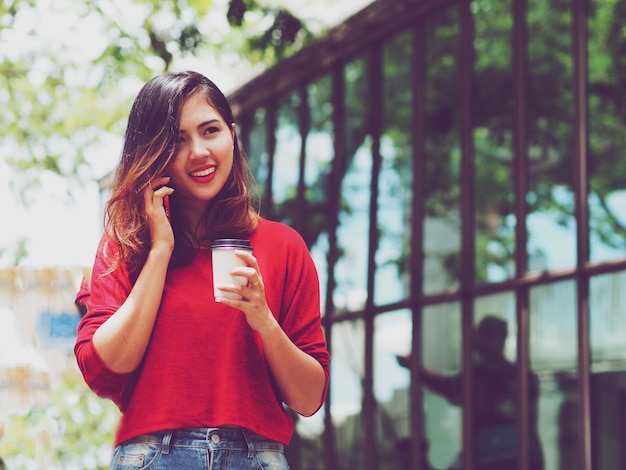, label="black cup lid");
[211,238,252,249]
